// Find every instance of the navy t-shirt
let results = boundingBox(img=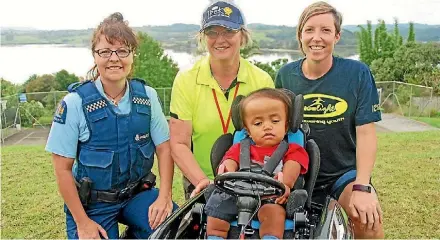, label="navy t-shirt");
[275,56,381,184]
